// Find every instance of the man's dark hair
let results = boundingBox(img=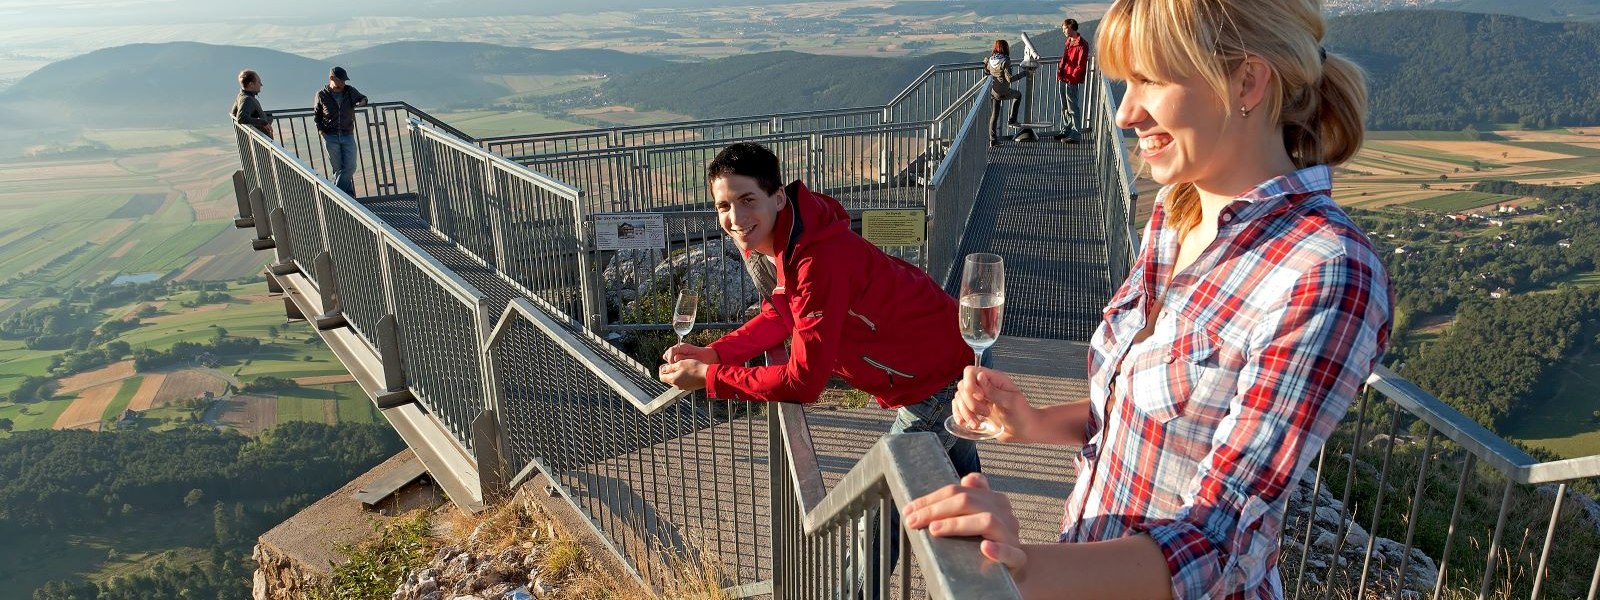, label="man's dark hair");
[707,142,783,194]
[239,69,259,87]
[1063,18,1079,32]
